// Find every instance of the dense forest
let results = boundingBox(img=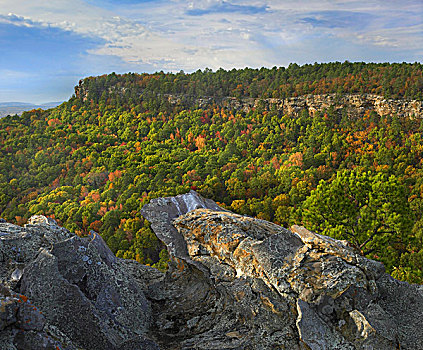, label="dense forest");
[1,62,423,282]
